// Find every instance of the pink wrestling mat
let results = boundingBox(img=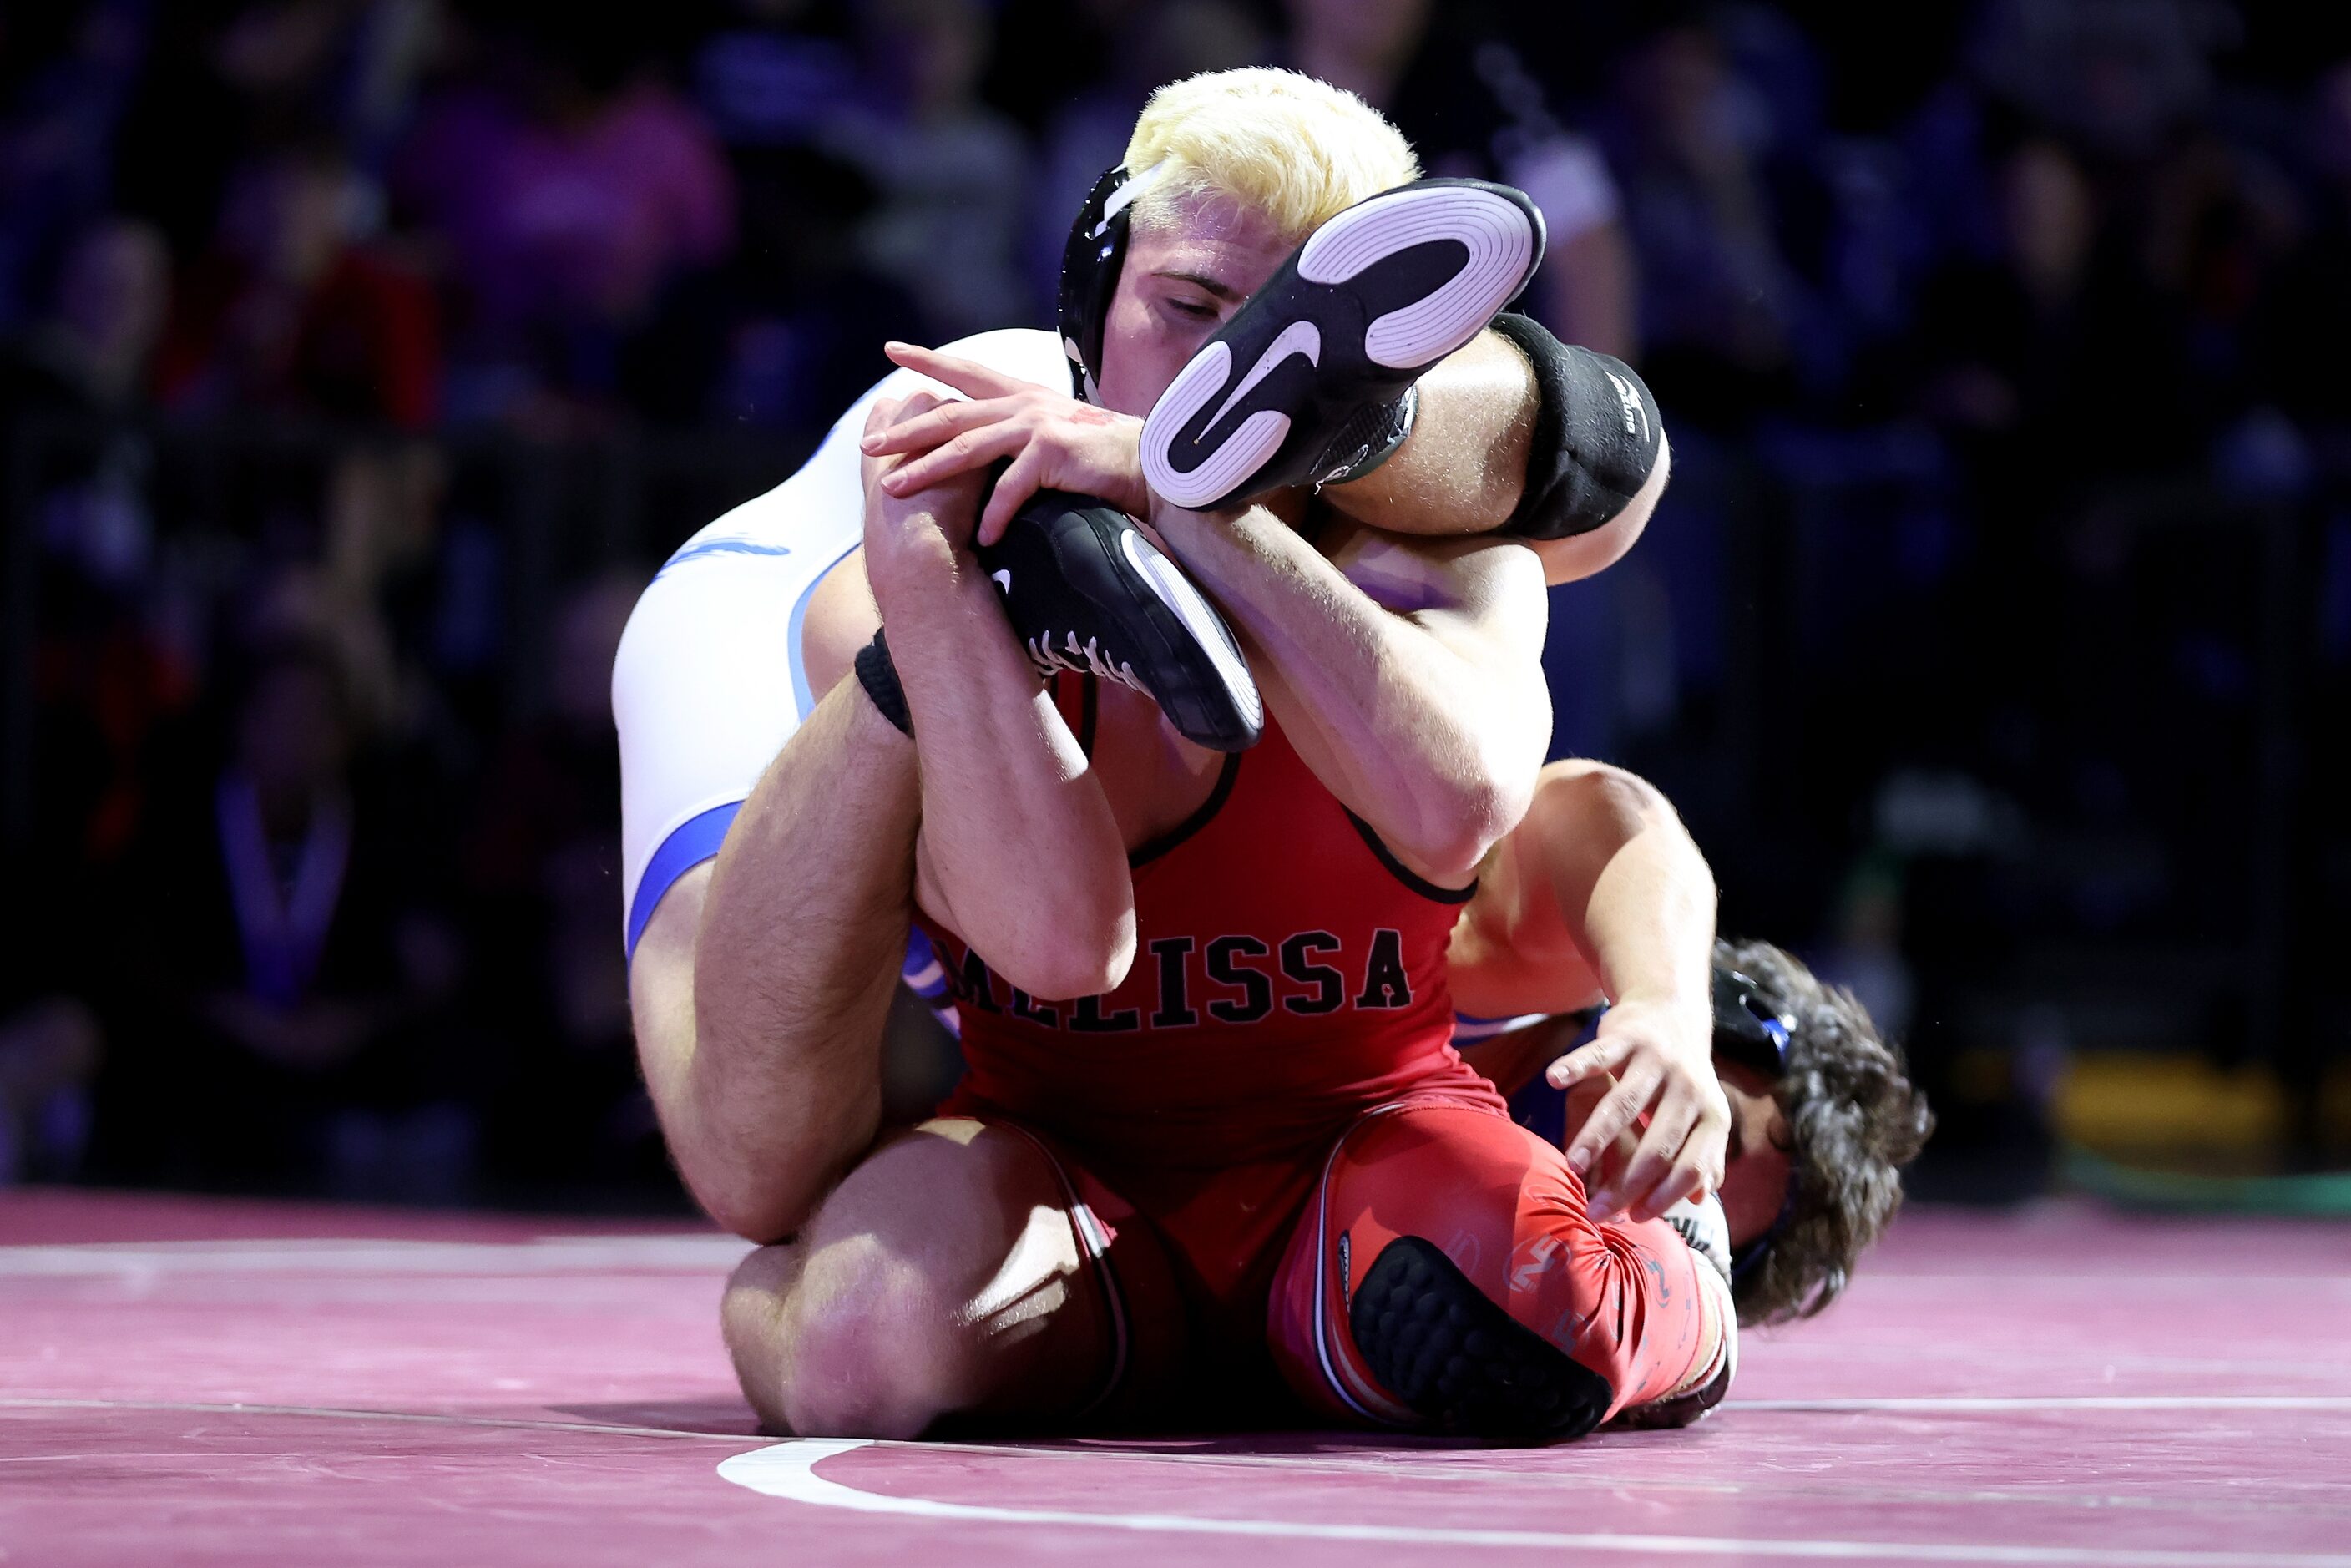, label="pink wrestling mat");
[3,1188,2347,1566]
